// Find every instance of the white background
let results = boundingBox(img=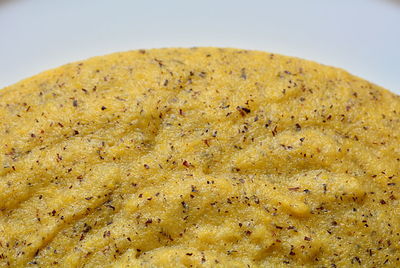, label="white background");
[0,0,399,94]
